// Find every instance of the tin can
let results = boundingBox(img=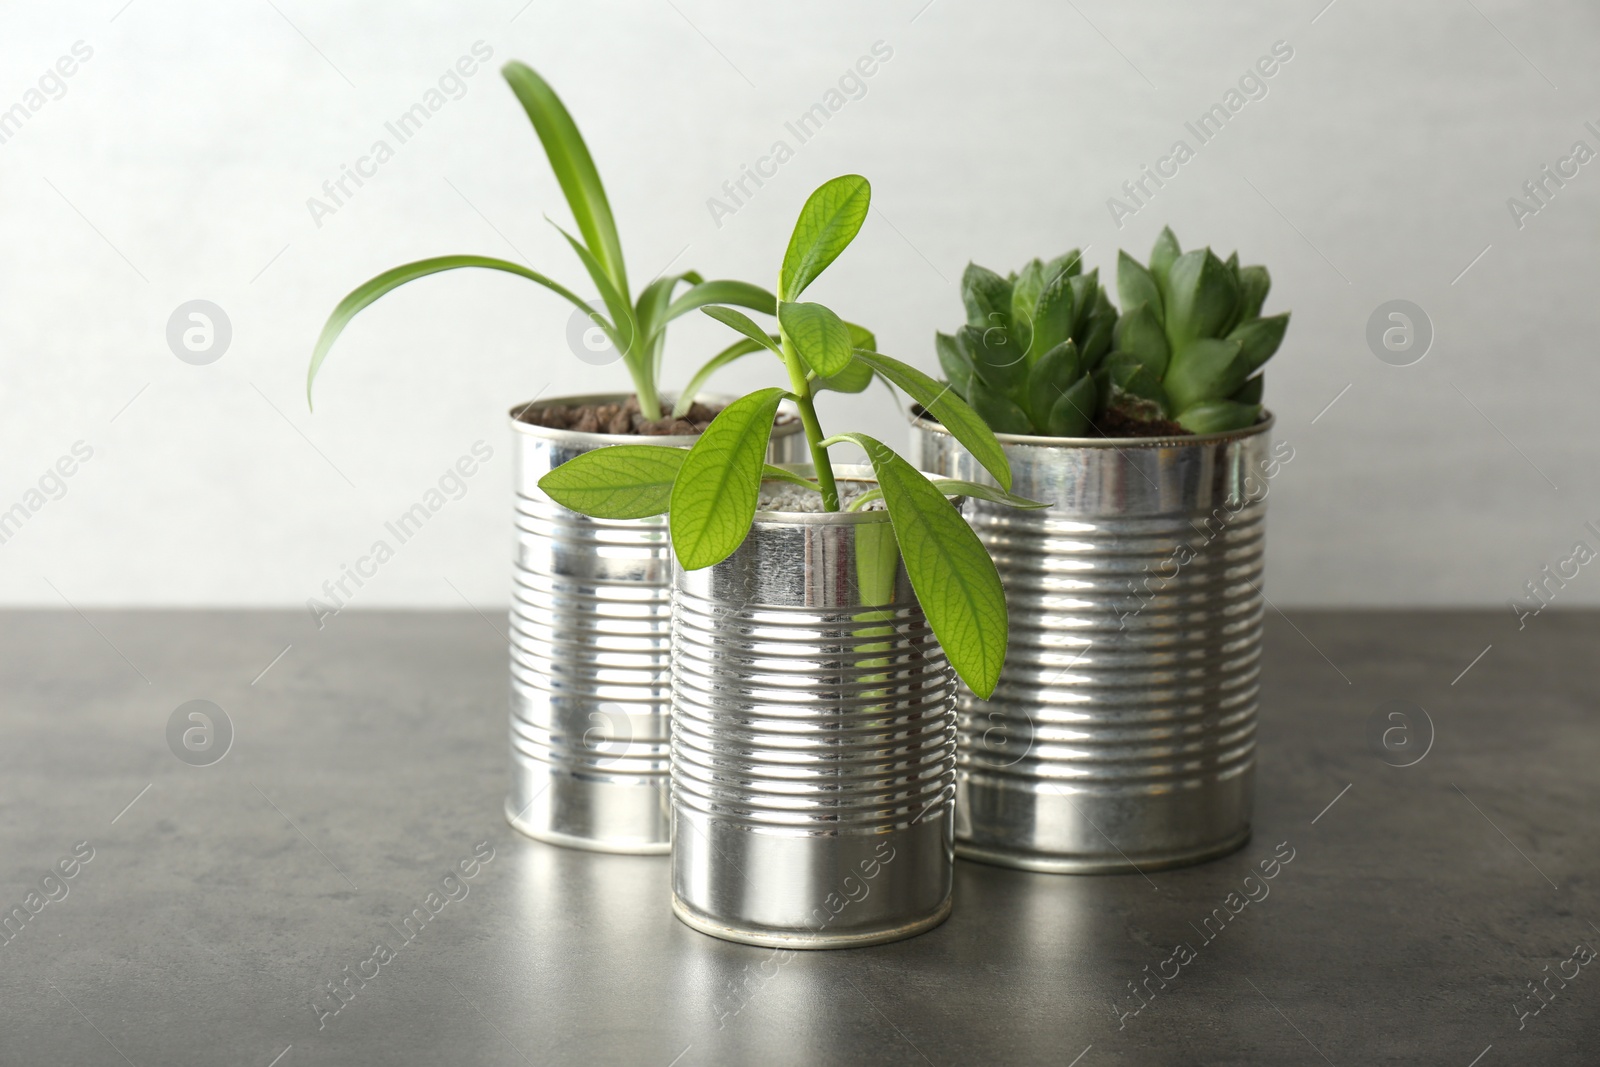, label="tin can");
[911,413,1276,873]
[506,394,803,854]
[670,466,958,946]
